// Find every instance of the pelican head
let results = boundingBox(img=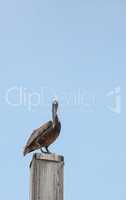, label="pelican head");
[52,98,59,122]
